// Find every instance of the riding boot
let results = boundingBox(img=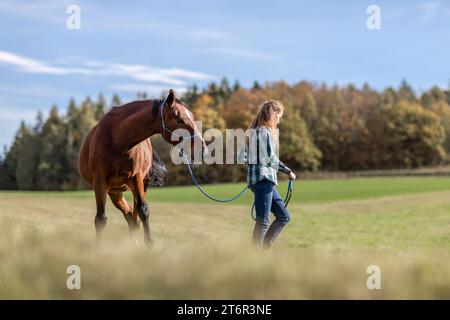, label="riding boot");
[263,220,287,249]
[252,220,269,248]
